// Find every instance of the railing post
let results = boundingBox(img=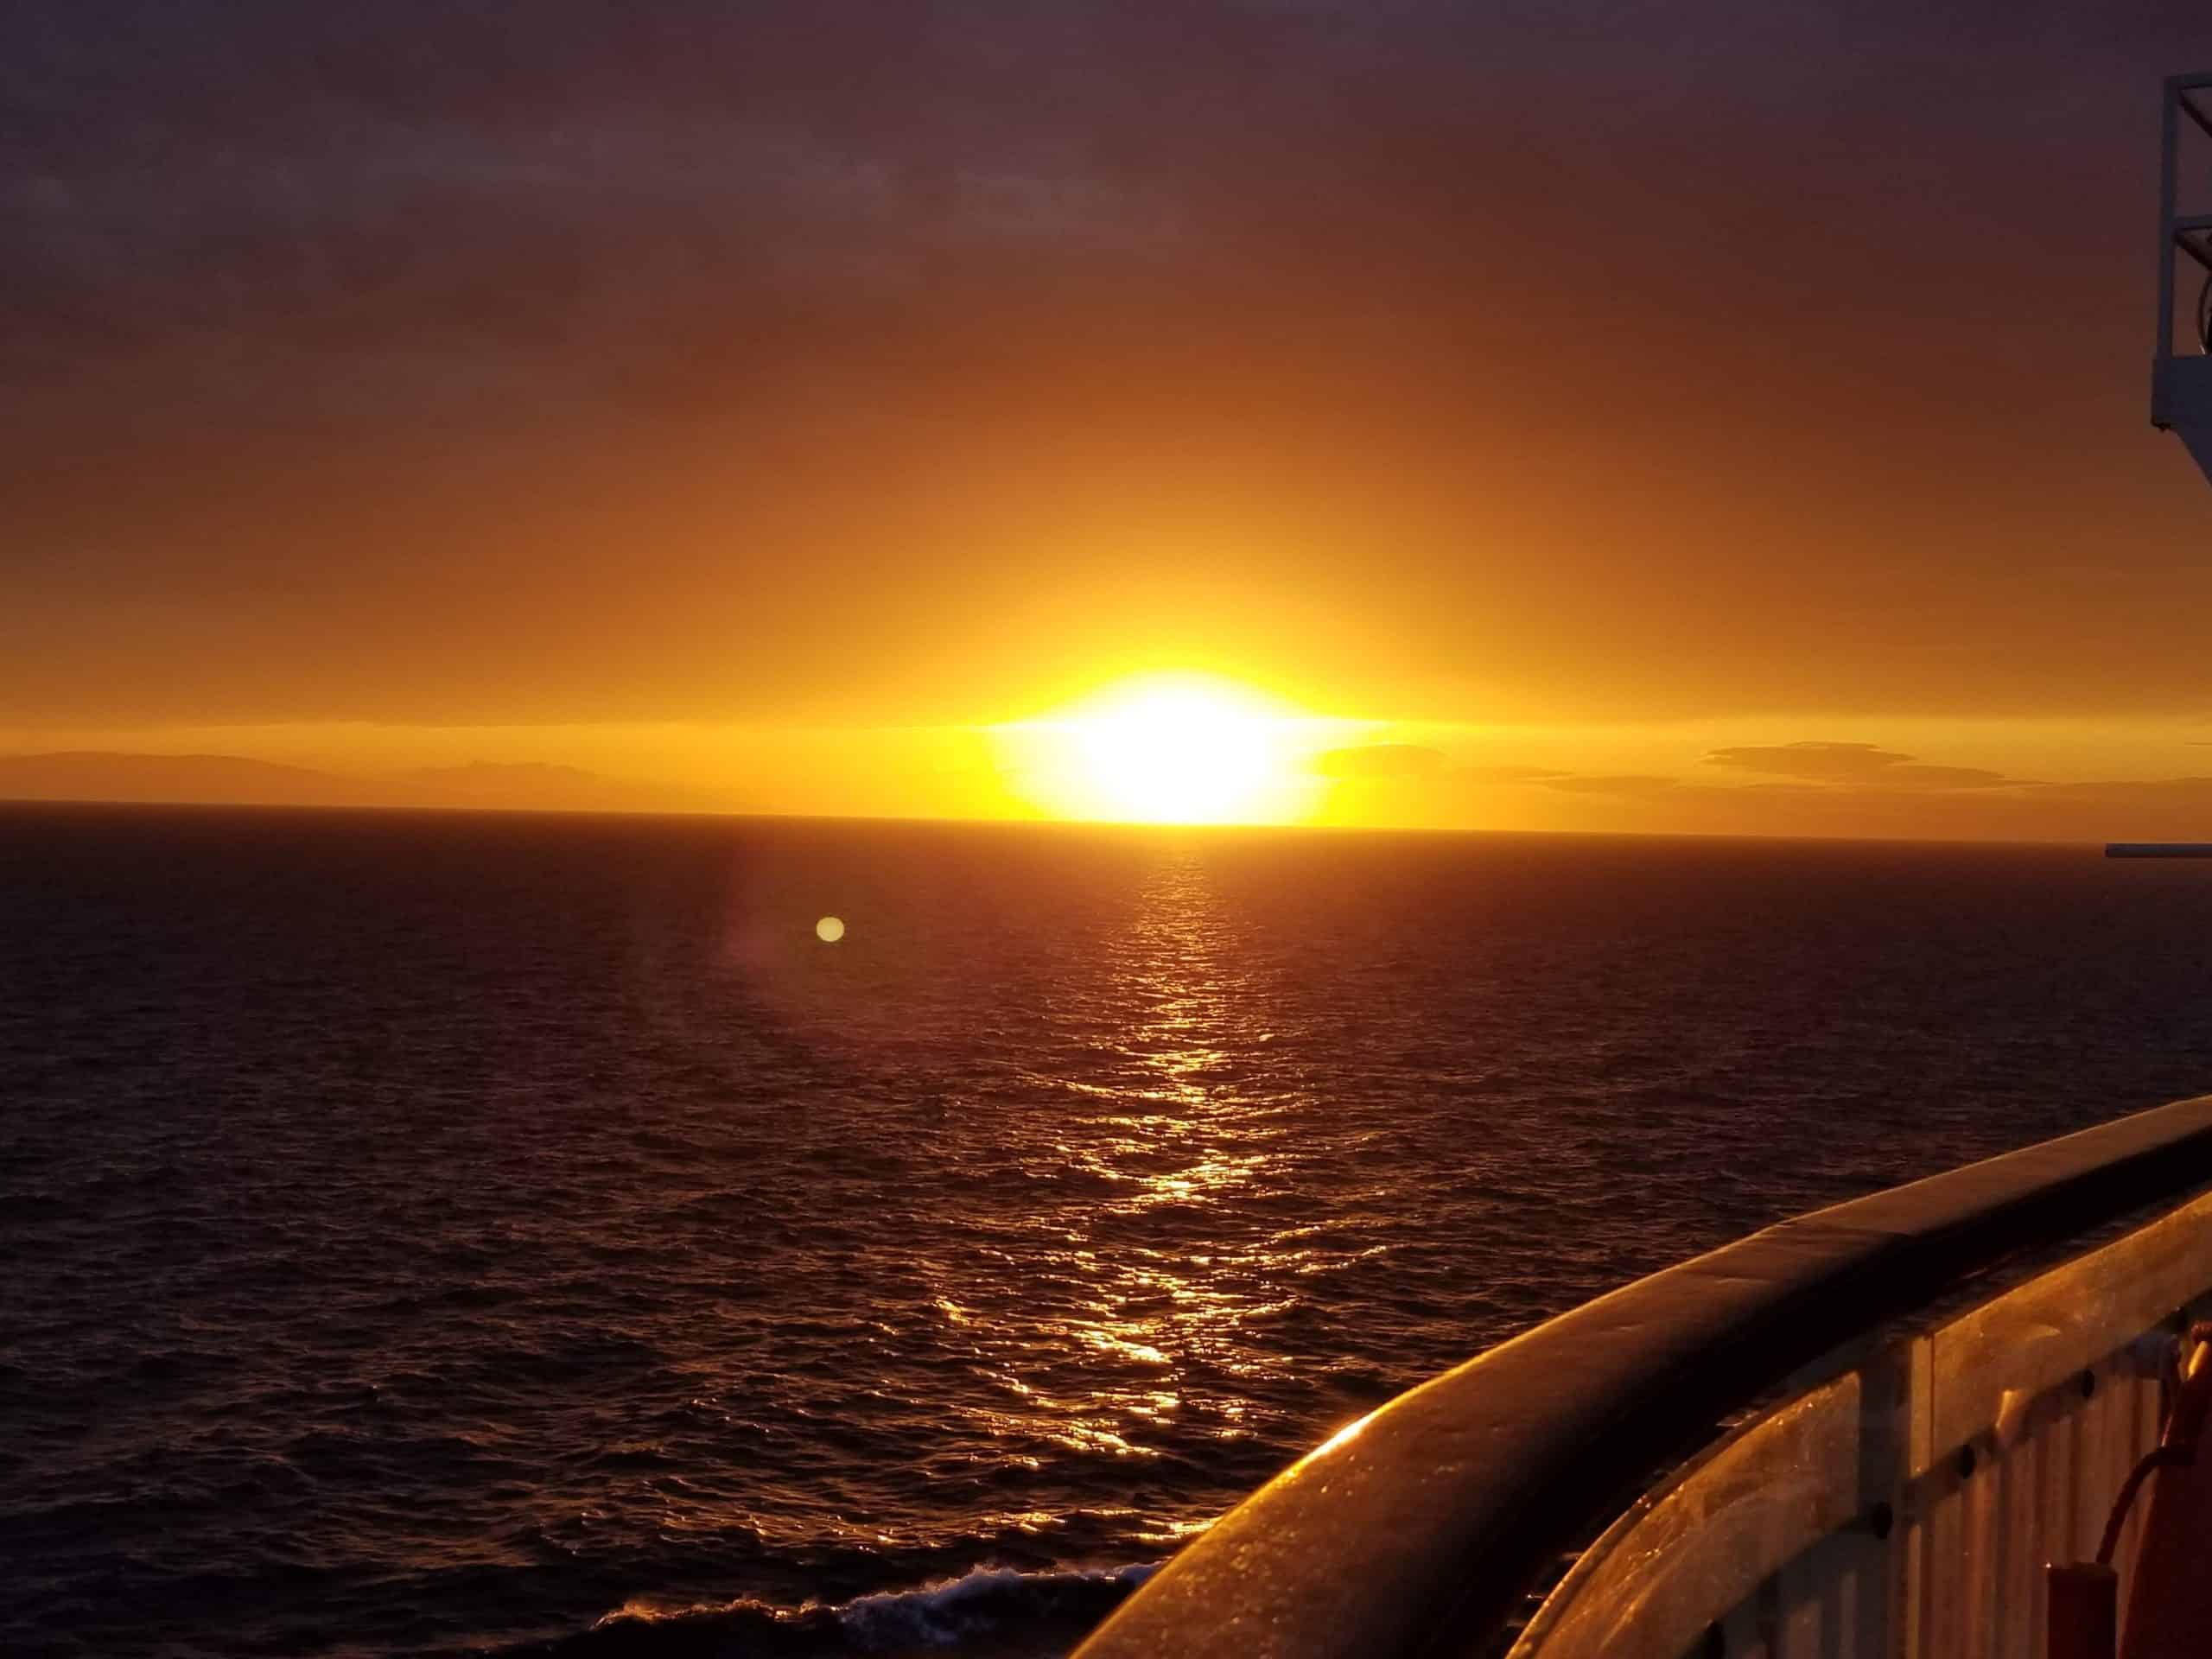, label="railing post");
[1886,1334,1933,1659]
